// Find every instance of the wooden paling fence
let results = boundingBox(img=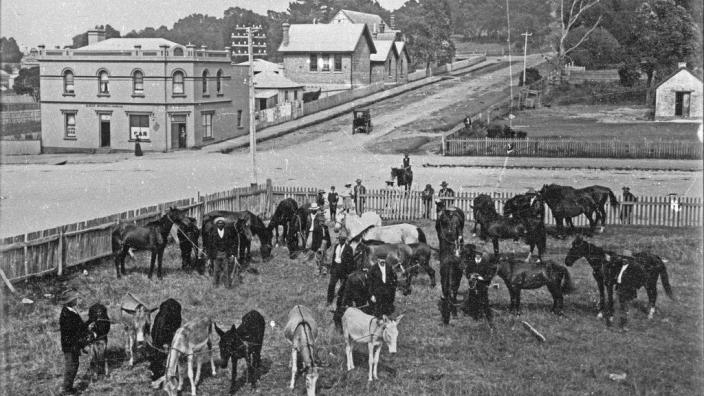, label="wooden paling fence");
[444,138,703,159]
[1,181,701,283]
